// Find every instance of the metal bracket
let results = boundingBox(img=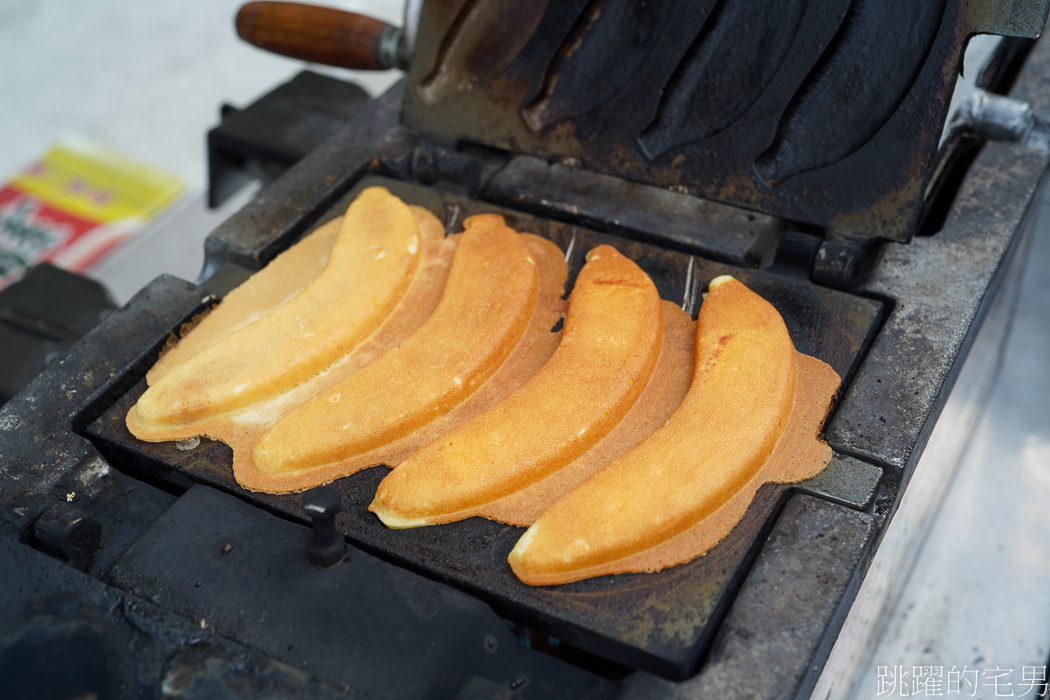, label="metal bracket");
[811,237,880,291]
